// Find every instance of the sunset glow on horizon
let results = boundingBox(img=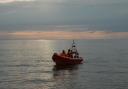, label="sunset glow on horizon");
[0,31,128,40]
